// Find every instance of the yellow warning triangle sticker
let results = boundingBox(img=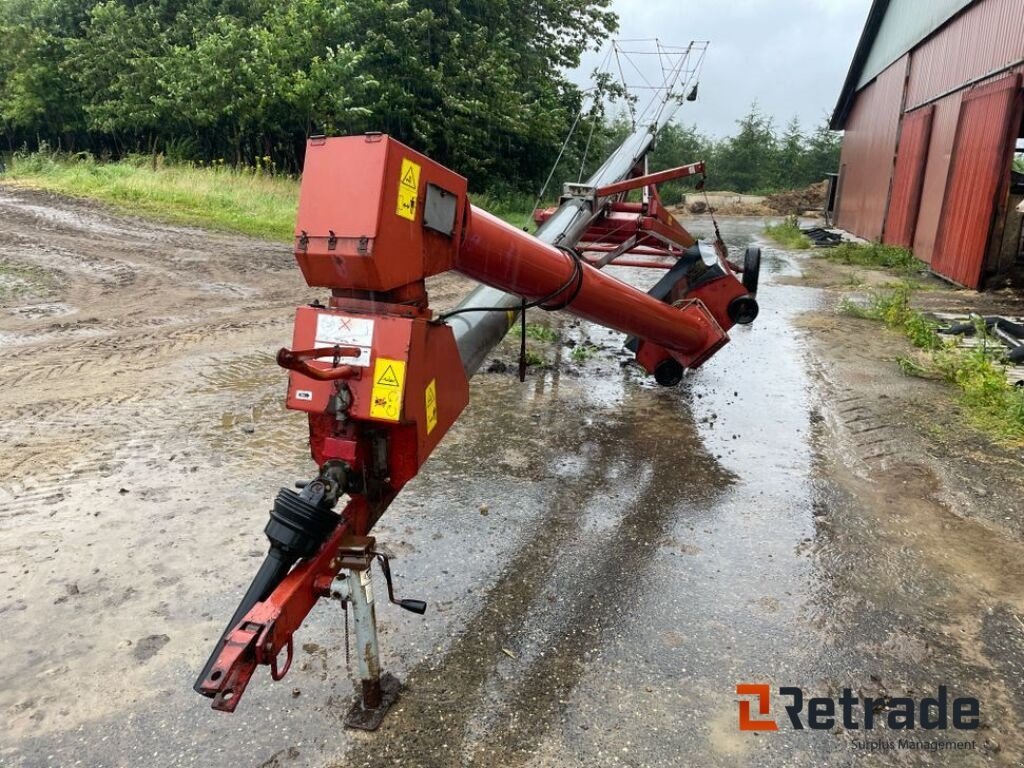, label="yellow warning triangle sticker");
[377,365,401,387]
[401,167,417,189]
